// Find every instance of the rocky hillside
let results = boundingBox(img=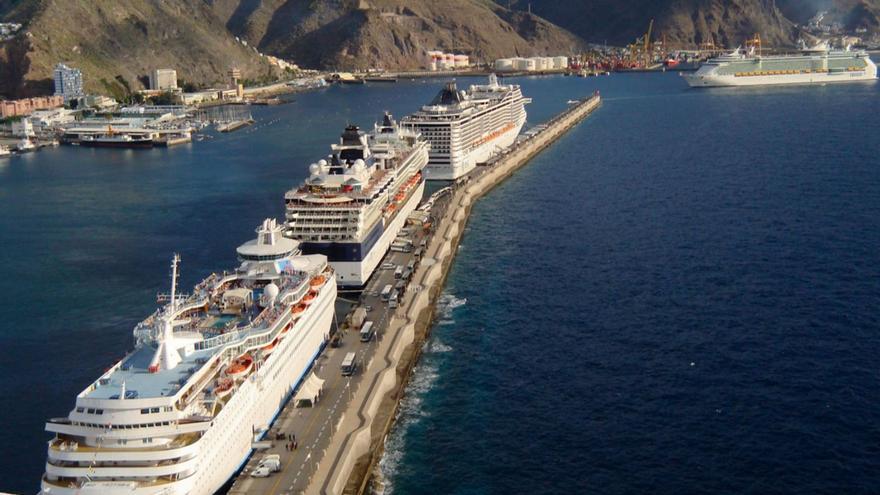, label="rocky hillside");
[508,0,799,48]
[0,0,276,98]
[777,0,880,32]
[209,0,586,70]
